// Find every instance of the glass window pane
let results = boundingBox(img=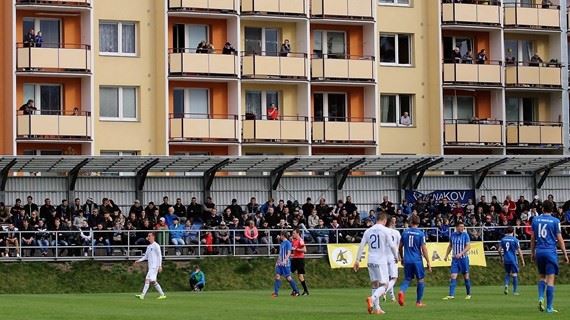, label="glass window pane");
[266,91,279,108]
[328,94,346,121]
[455,38,472,57]
[398,35,410,64]
[443,96,454,119]
[39,20,60,48]
[245,27,262,55]
[313,31,323,57]
[23,84,35,104]
[314,93,324,121]
[189,88,209,117]
[327,32,345,58]
[521,41,534,63]
[245,91,262,117]
[505,98,519,122]
[173,89,185,117]
[121,23,136,54]
[100,87,119,118]
[122,87,136,118]
[505,40,518,63]
[188,25,208,50]
[40,85,61,114]
[456,96,474,120]
[23,19,34,44]
[399,95,412,124]
[381,95,396,123]
[100,23,118,53]
[380,35,396,63]
[265,29,279,56]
